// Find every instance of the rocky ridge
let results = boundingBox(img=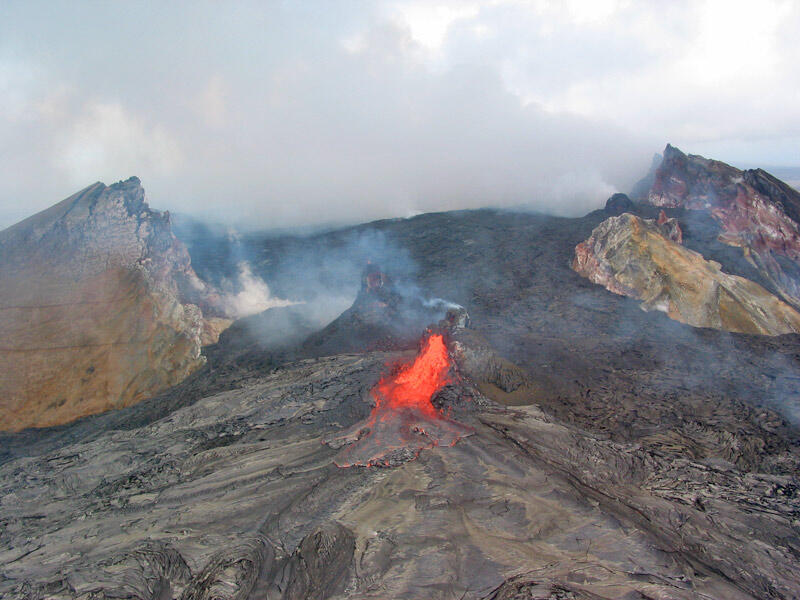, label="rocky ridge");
[646,144,800,308]
[572,211,800,335]
[0,178,232,431]
[573,145,800,336]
